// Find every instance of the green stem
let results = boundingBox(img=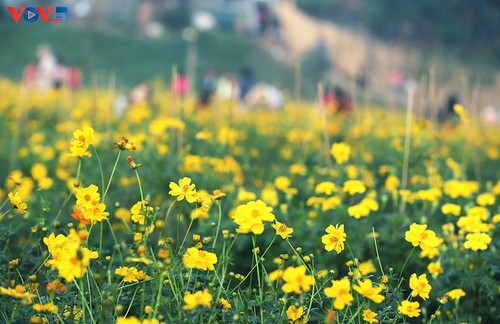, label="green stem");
[74,278,95,323]
[212,201,222,250]
[103,150,122,200]
[397,246,416,289]
[91,145,105,195]
[134,168,144,202]
[372,227,386,277]
[252,235,264,324]
[229,236,275,294]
